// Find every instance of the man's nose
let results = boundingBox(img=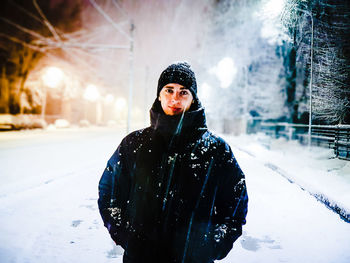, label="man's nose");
[171,92,180,102]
